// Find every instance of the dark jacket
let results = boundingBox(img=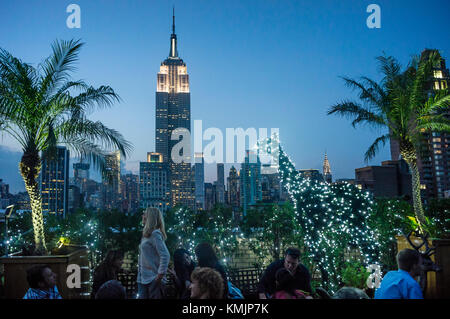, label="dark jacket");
[257,259,312,297]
